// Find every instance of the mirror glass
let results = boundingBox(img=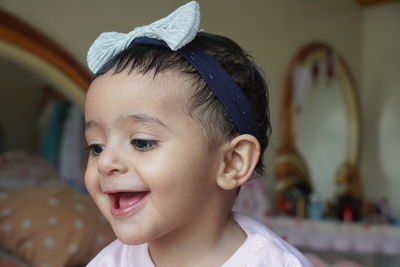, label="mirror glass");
[0,57,48,152]
[0,40,85,107]
[292,64,348,201]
